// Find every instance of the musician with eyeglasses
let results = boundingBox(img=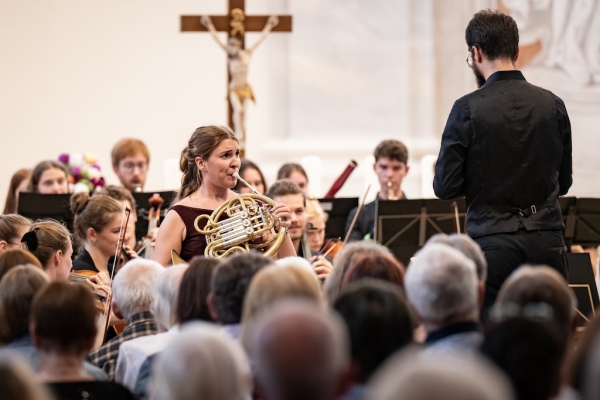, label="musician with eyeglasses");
[153,126,296,266]
[111,138,150,193]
